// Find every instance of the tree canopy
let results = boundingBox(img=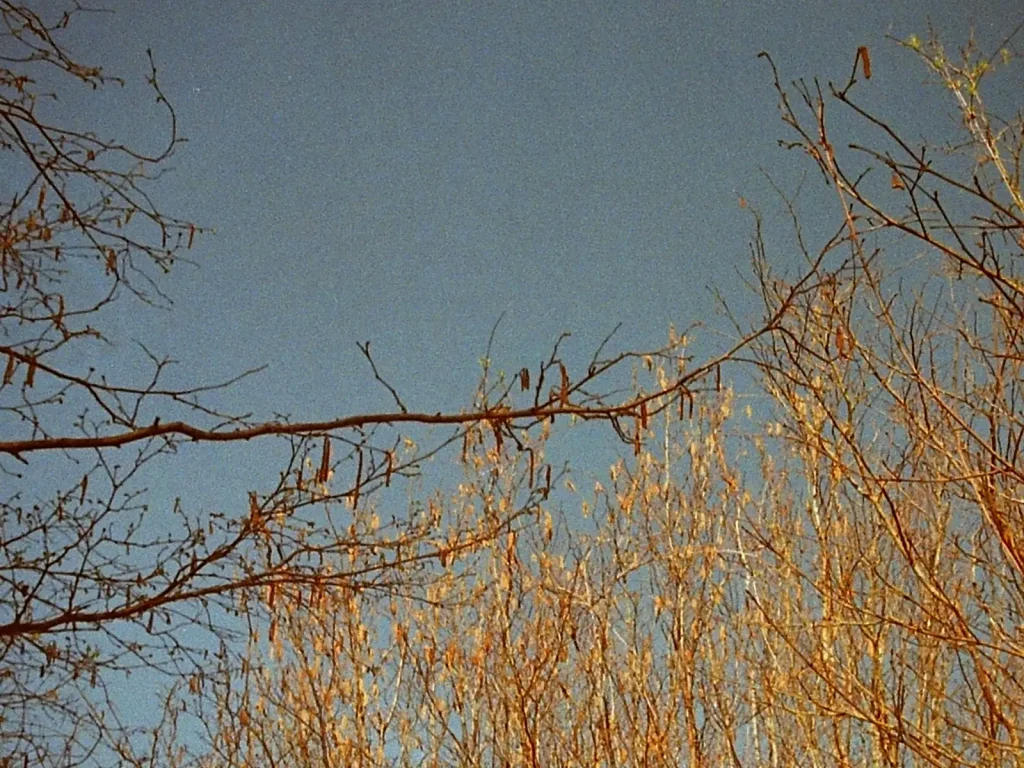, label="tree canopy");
[2,3,1023,766]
